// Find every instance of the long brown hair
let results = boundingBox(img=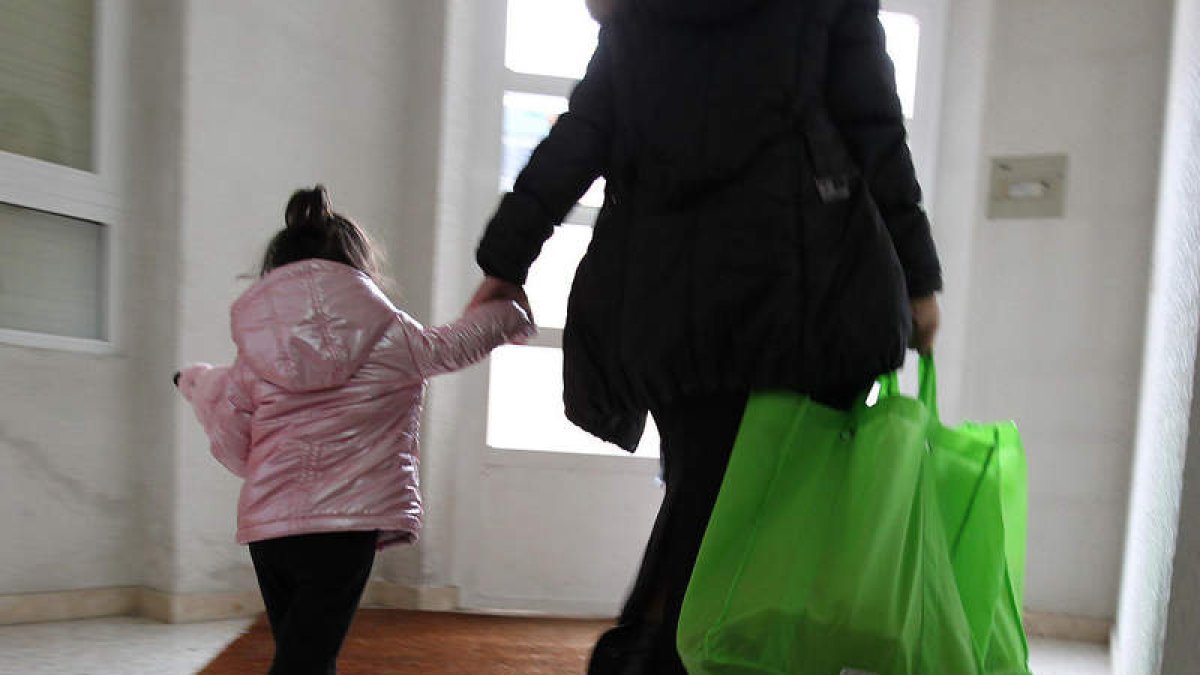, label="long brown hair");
[260,185,386,287]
